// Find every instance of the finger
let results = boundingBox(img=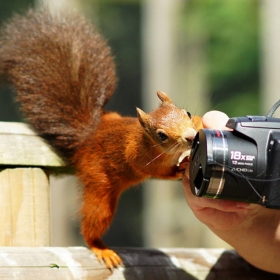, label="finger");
[202,110,231,130]
[184,164,190,179]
